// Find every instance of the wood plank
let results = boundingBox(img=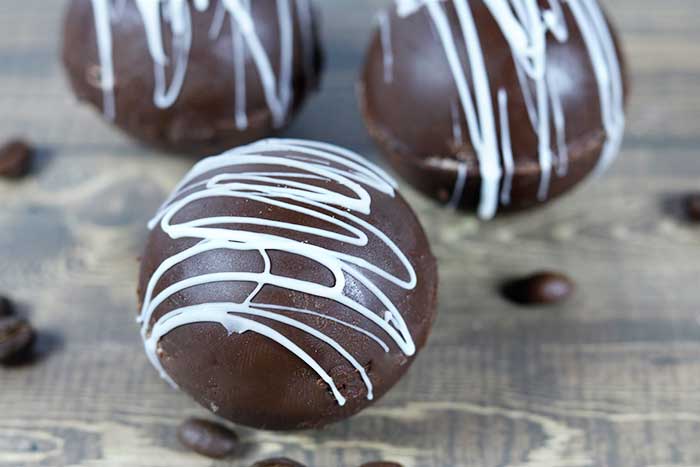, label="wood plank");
[1,0,700,466]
